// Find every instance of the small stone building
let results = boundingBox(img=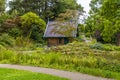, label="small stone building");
[44,20,78,47]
